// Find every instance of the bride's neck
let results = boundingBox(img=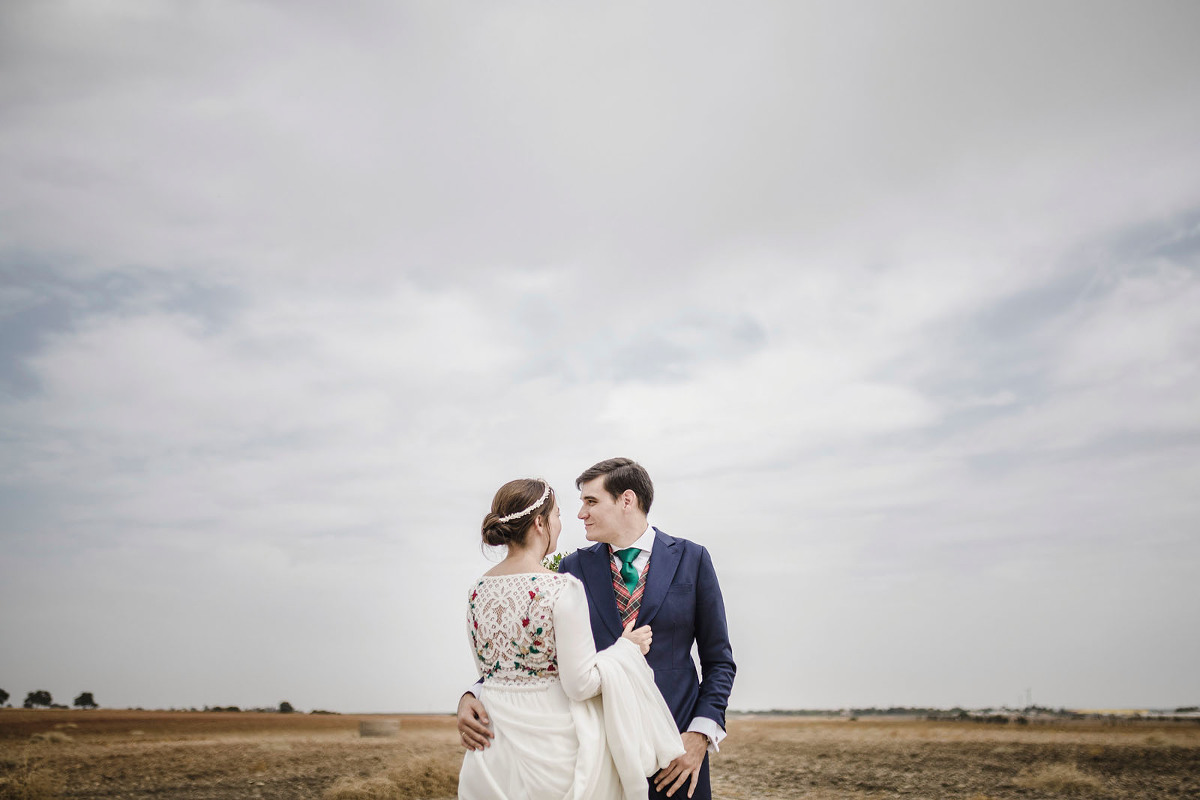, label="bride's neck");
[503,540,547,570]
